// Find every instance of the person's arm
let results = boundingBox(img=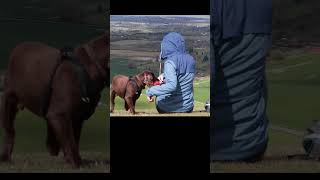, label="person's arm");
[146,61,177,97]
